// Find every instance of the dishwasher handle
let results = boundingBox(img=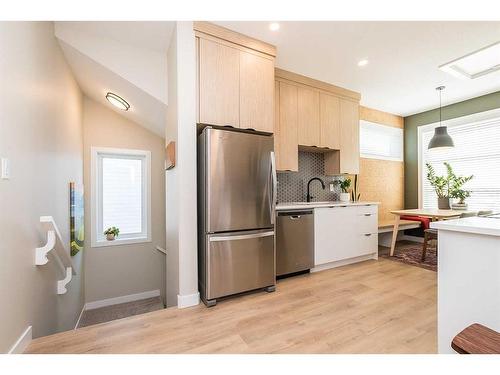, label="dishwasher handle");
[278,211,313,218]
